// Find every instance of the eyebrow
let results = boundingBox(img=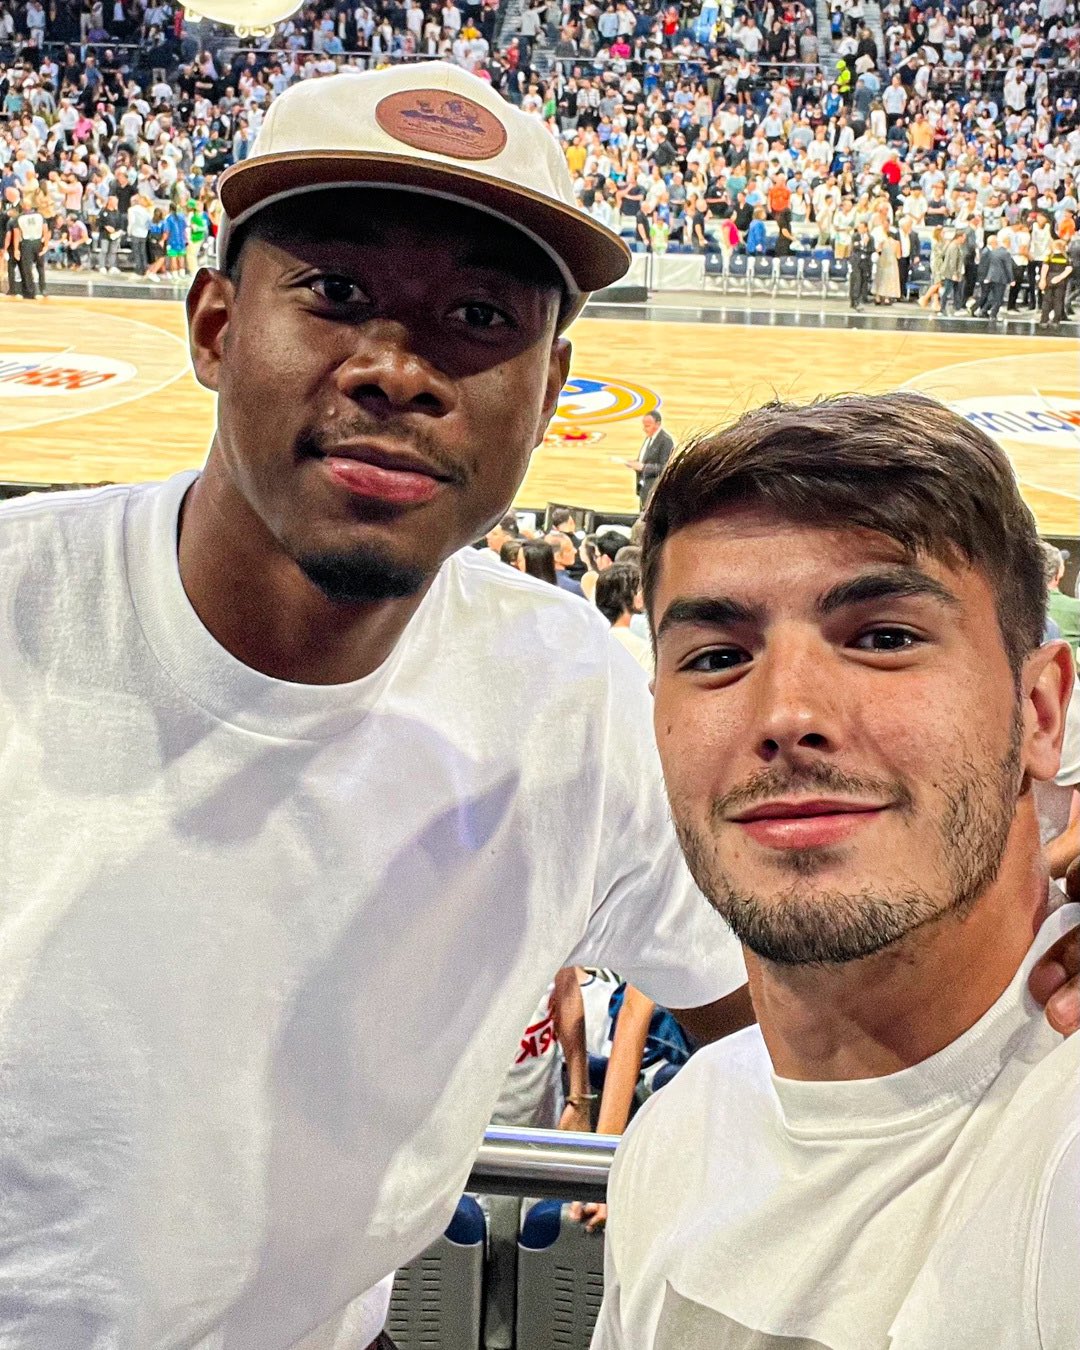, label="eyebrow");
[655,565,960,641]
[816,566,962,616]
